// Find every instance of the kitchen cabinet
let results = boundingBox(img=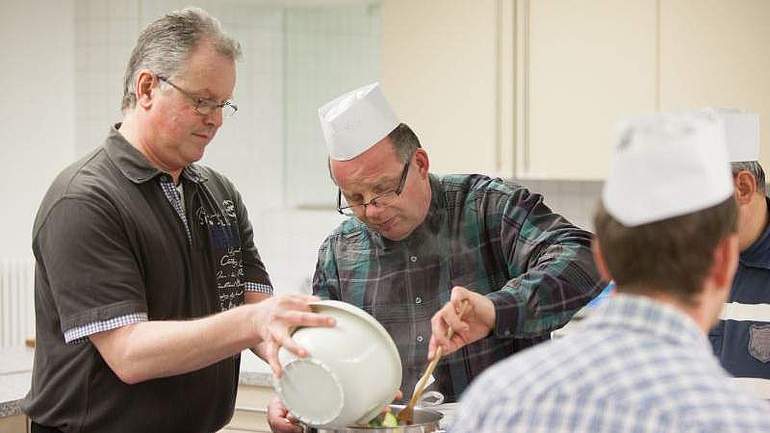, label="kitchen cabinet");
[519,0,770,179]
[659,0,770,171]
[518,0,657,180]
[383,0,770,180]
[0,415,27,433]
[382,0,507,176]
